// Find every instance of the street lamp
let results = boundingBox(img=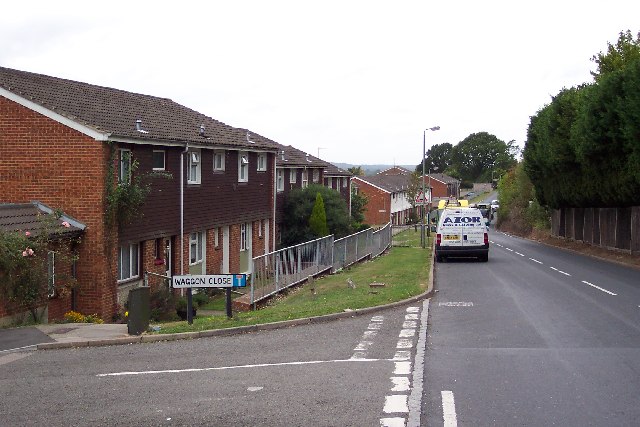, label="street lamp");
[422,126,440,248]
